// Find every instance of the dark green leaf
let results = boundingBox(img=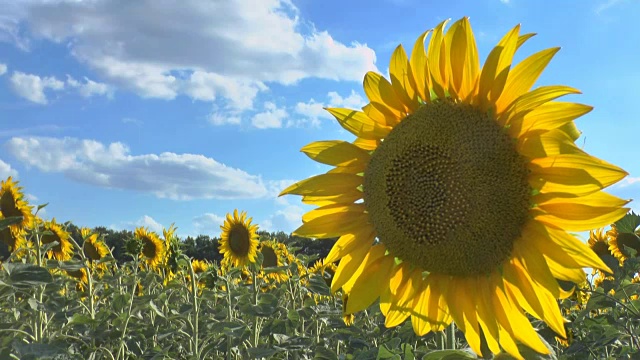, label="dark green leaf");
[614,211,640,233]
[0,216,23,230]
